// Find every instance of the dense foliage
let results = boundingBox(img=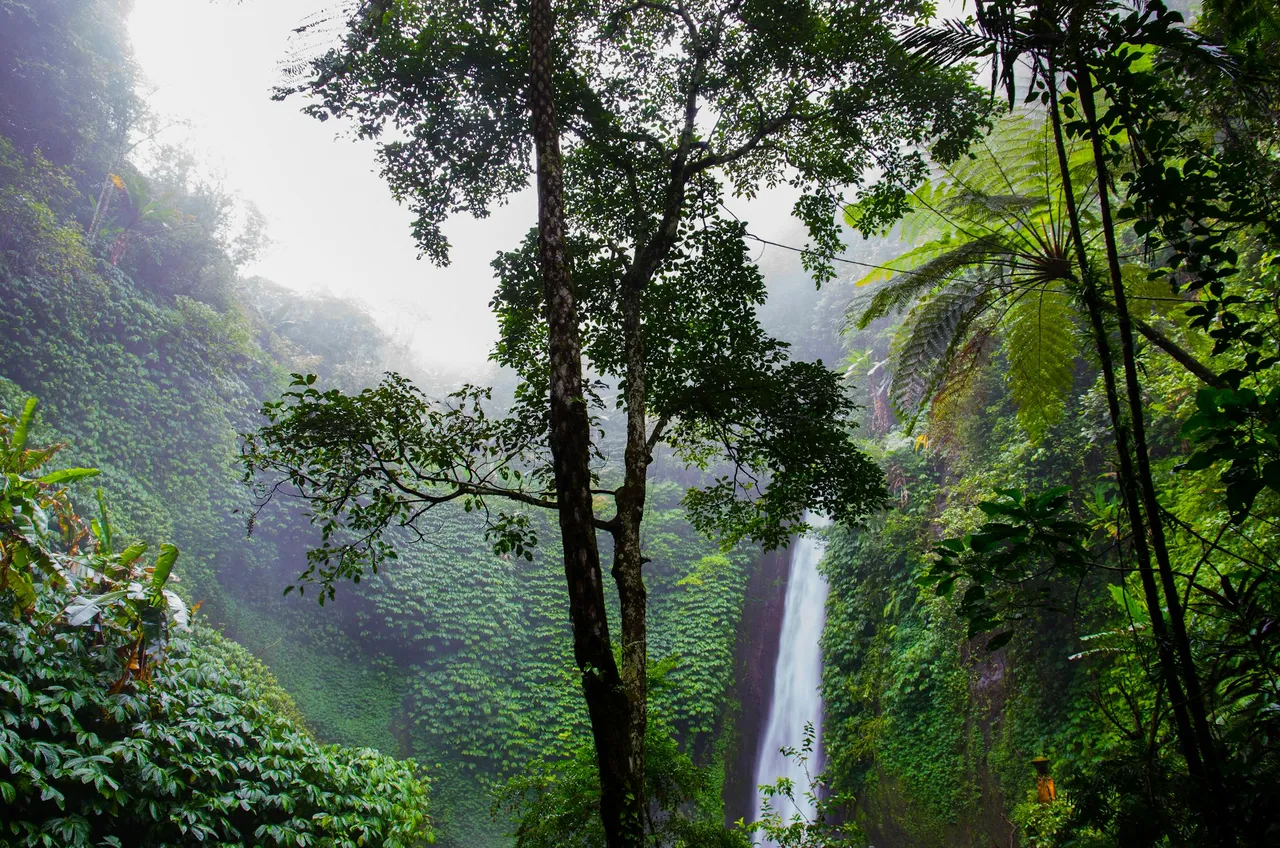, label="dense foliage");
[7,0,1280,845]
[820,1,1280,845]
[0,402,433,847]
[254,0,983,842]
[0,2,767,845]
